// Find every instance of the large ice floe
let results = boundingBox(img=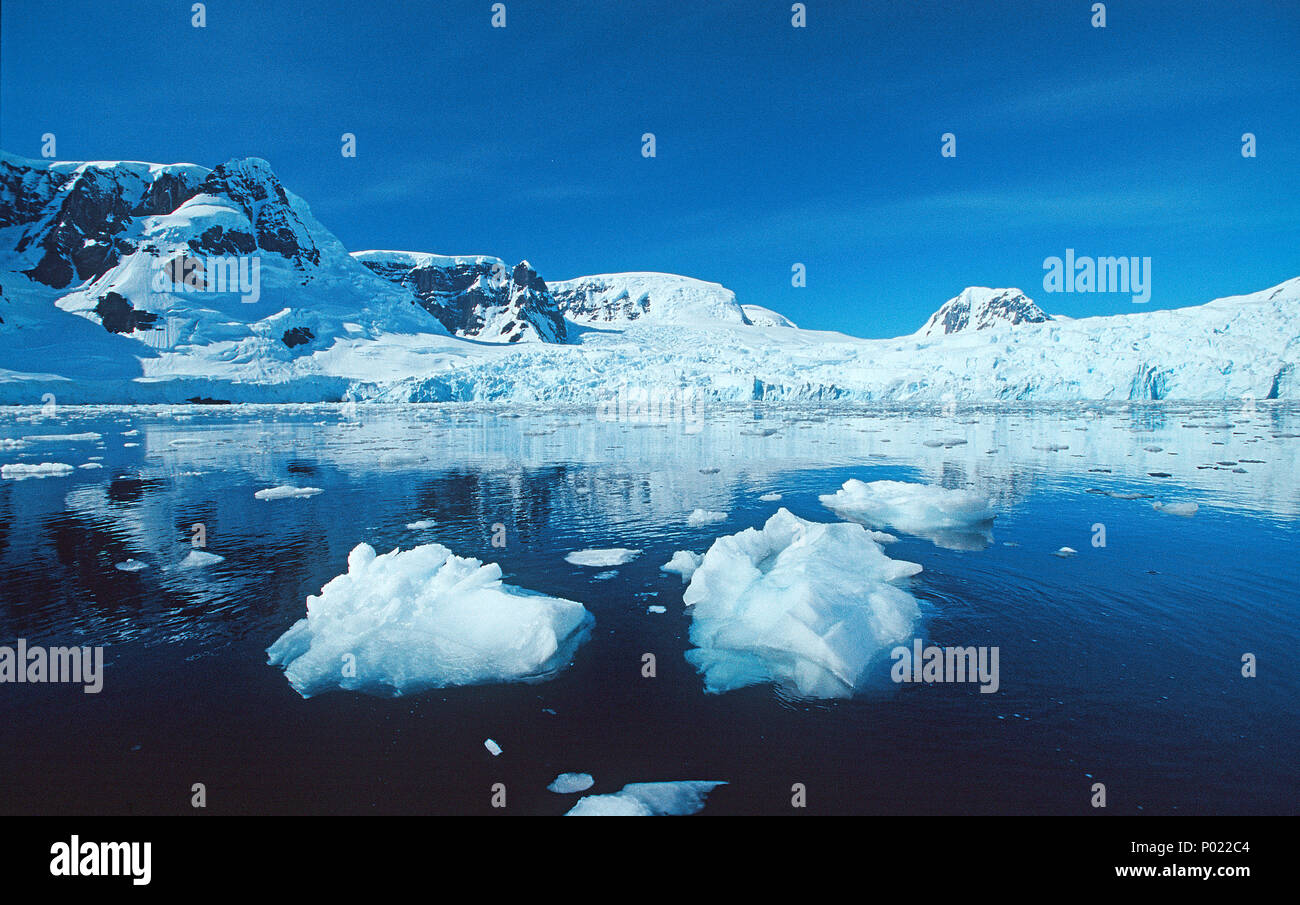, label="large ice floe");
[819,479,995,550]
[682,508,922,698]
[267,542,594,697]
[565,781,727,816]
